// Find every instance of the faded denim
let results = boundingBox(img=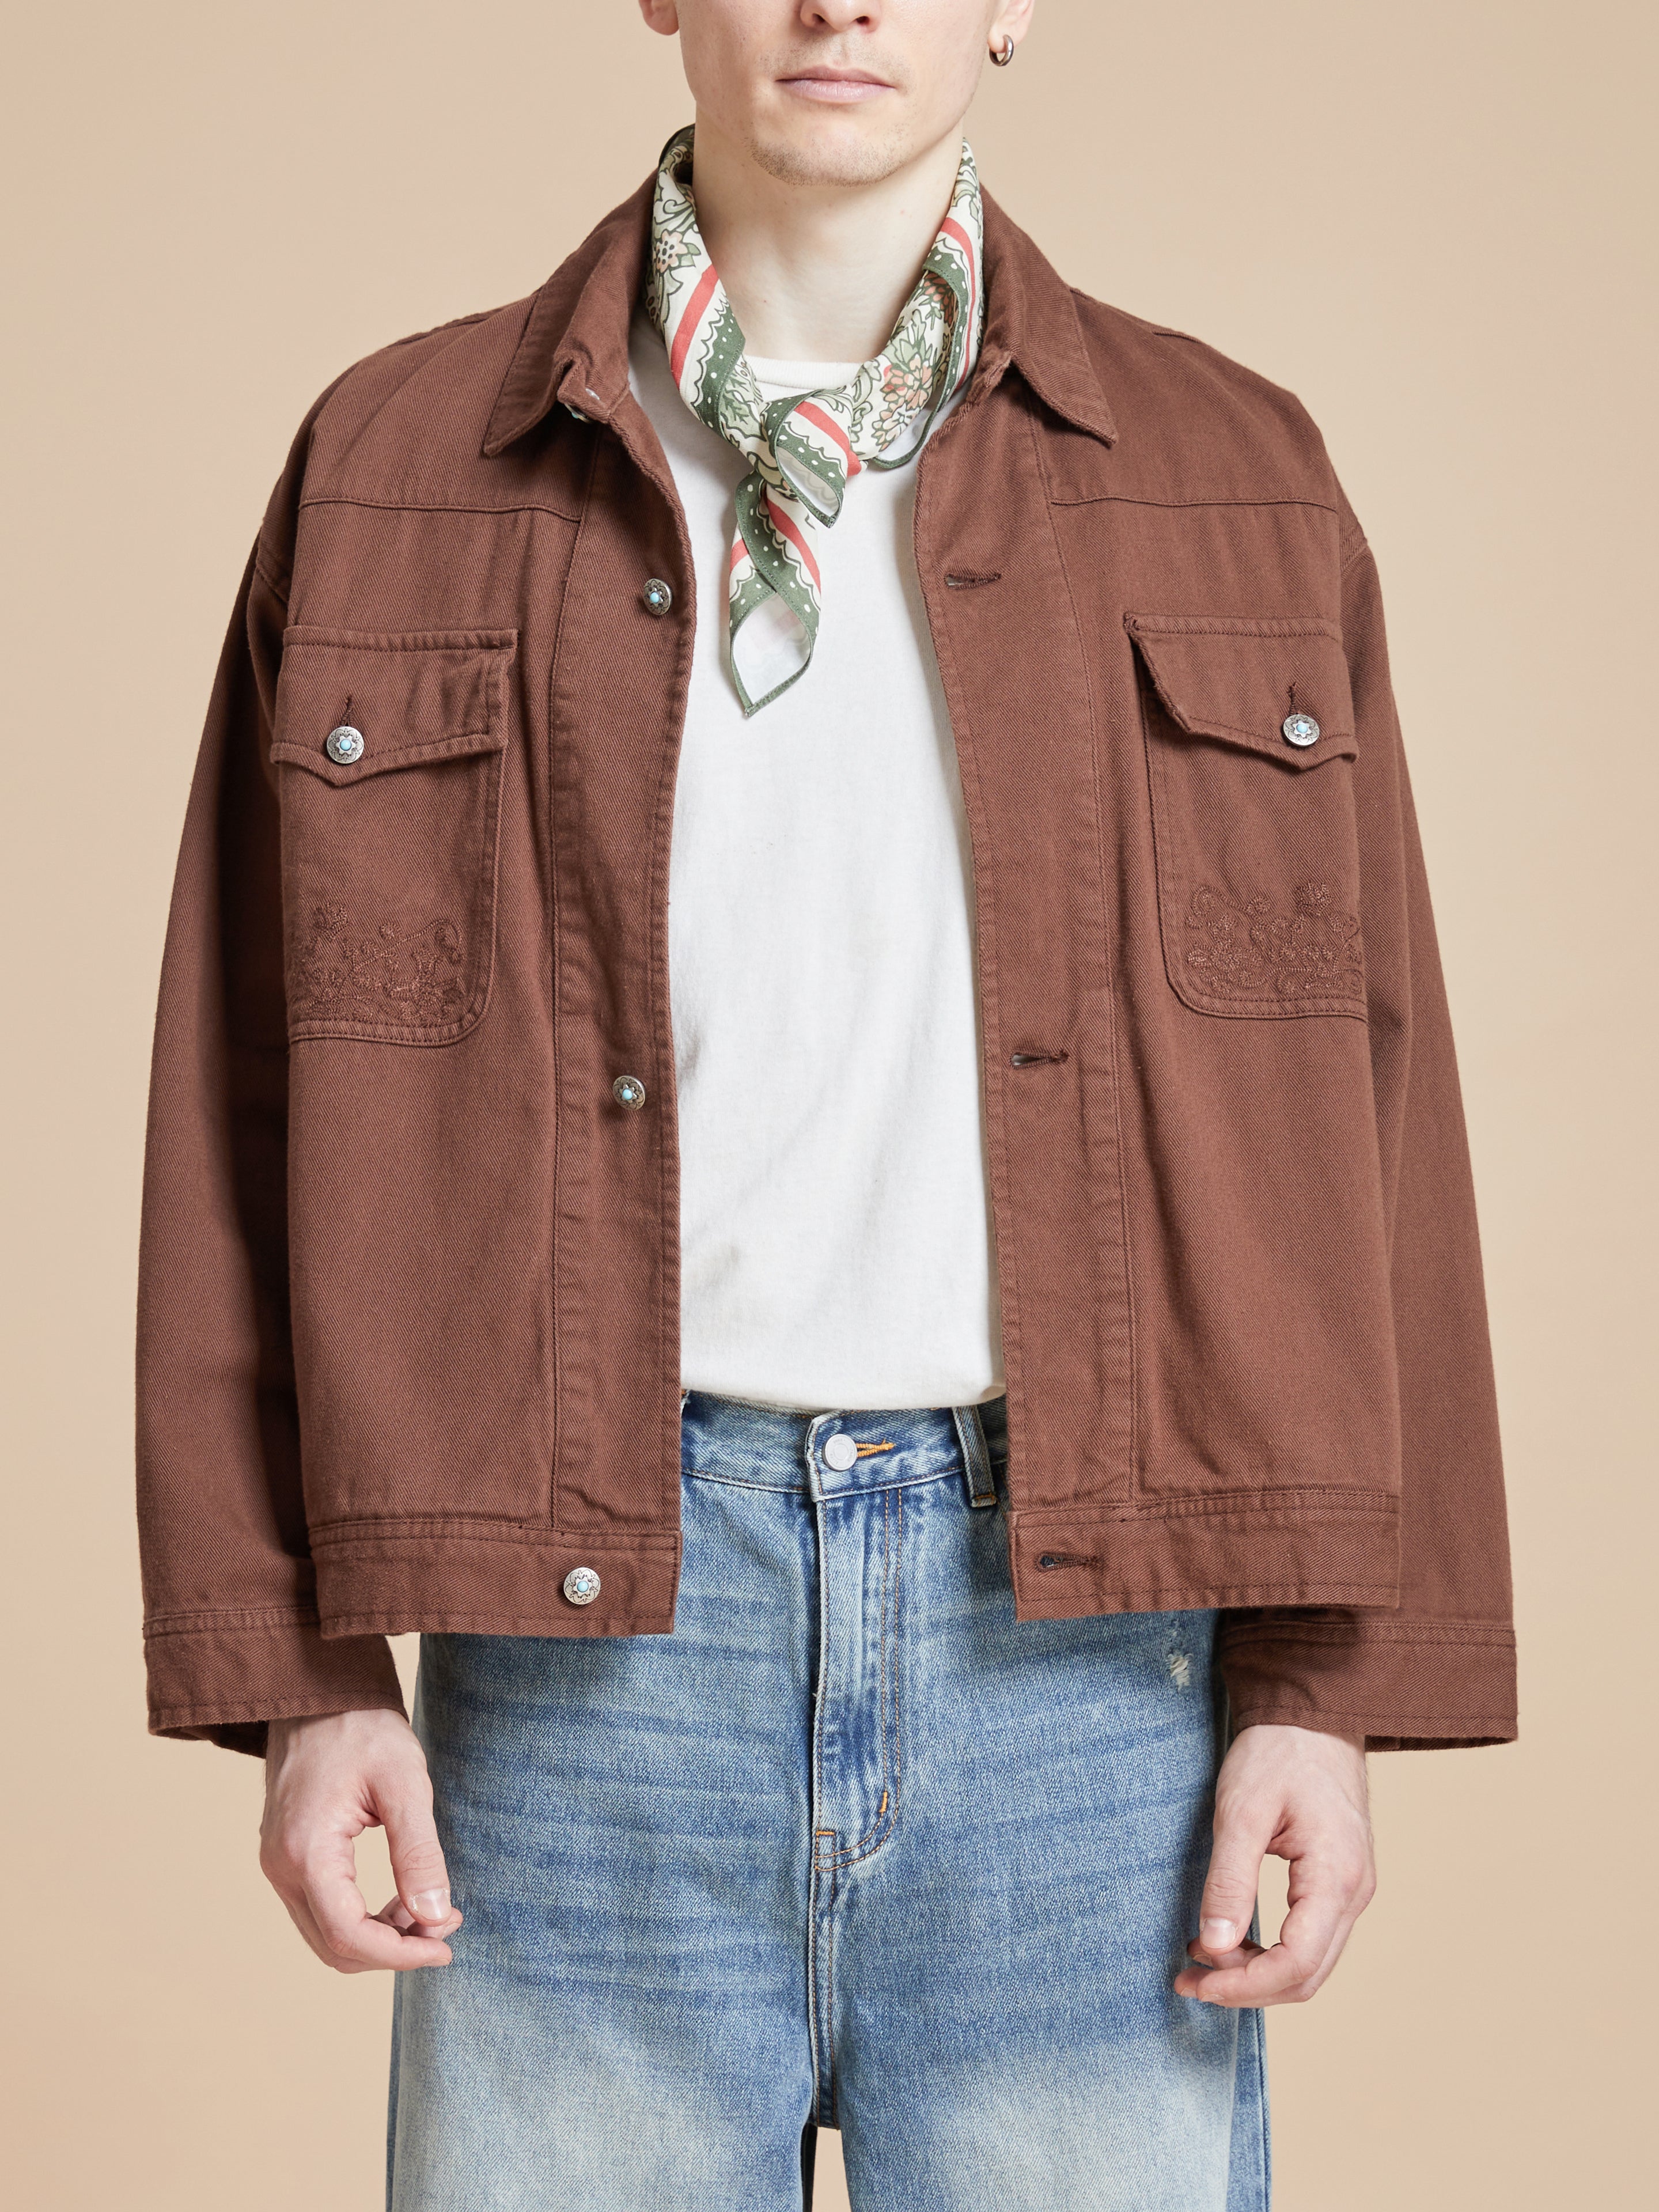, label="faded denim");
[387,1391,1268,2210]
